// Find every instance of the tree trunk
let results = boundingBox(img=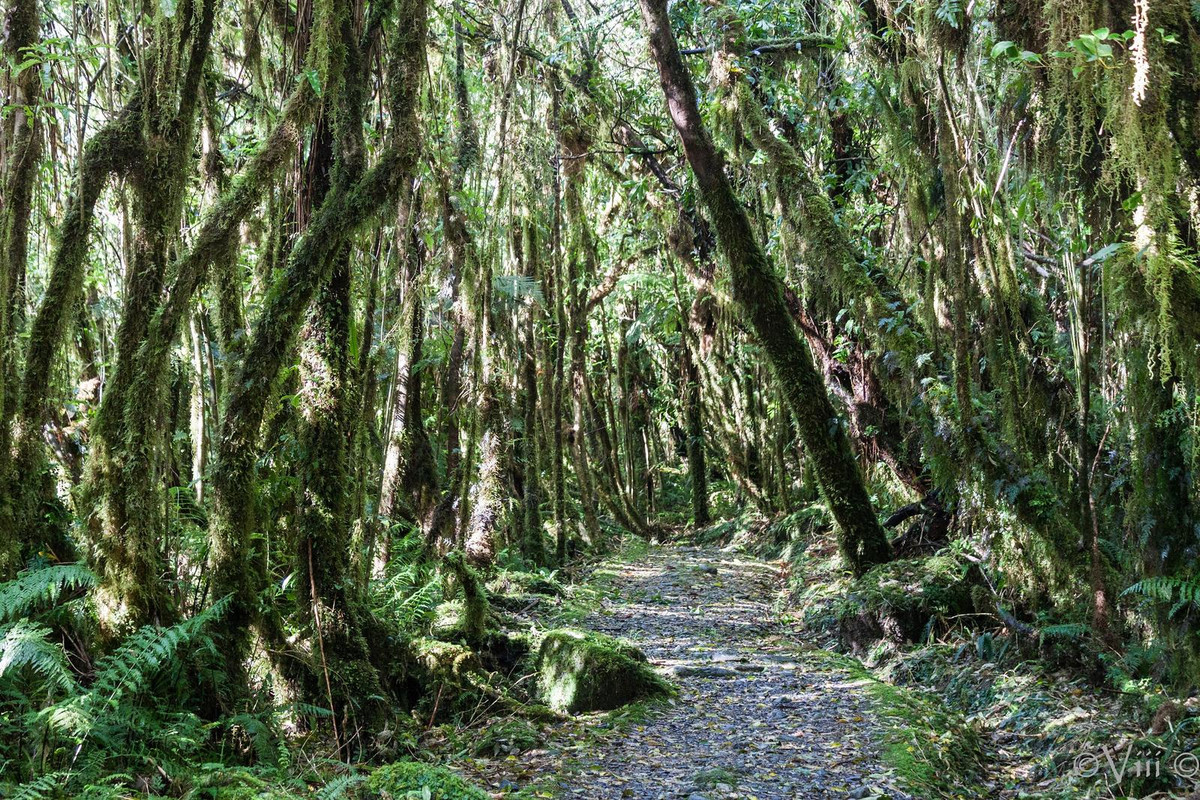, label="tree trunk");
[207,3,425,693]
[638,0,890,574]
[681,336,710,527]
[0,0,43,577]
